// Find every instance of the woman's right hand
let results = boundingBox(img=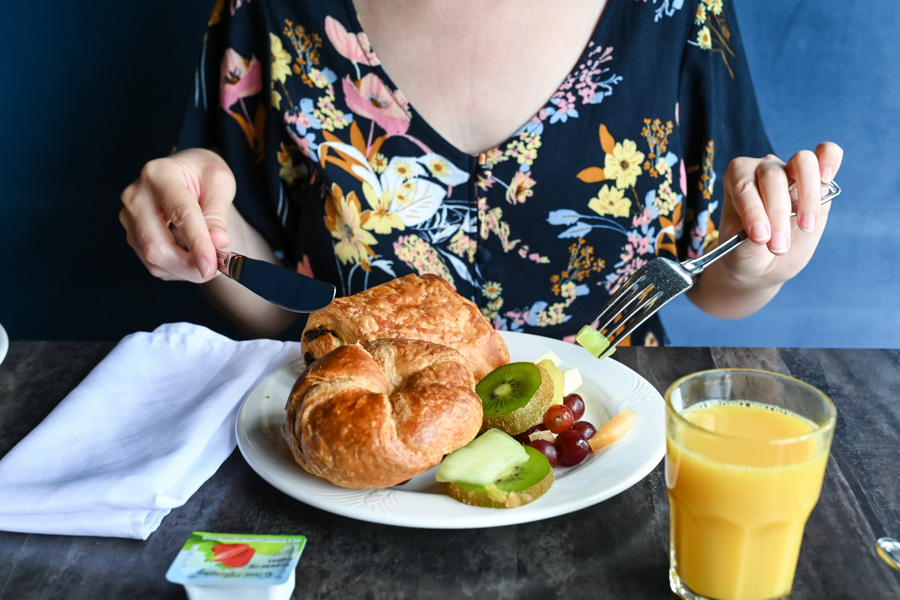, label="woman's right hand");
[119,148,236,283]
